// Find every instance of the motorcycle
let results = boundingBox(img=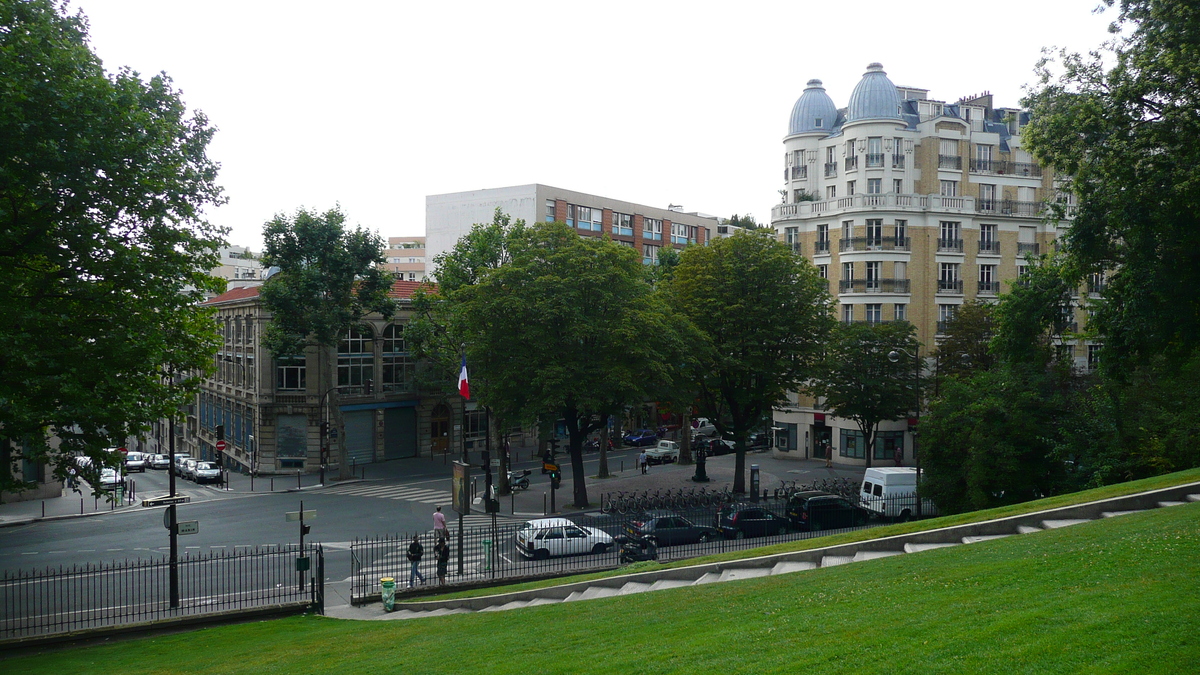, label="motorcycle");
[617,534,658,564]
[508,469,531,491]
